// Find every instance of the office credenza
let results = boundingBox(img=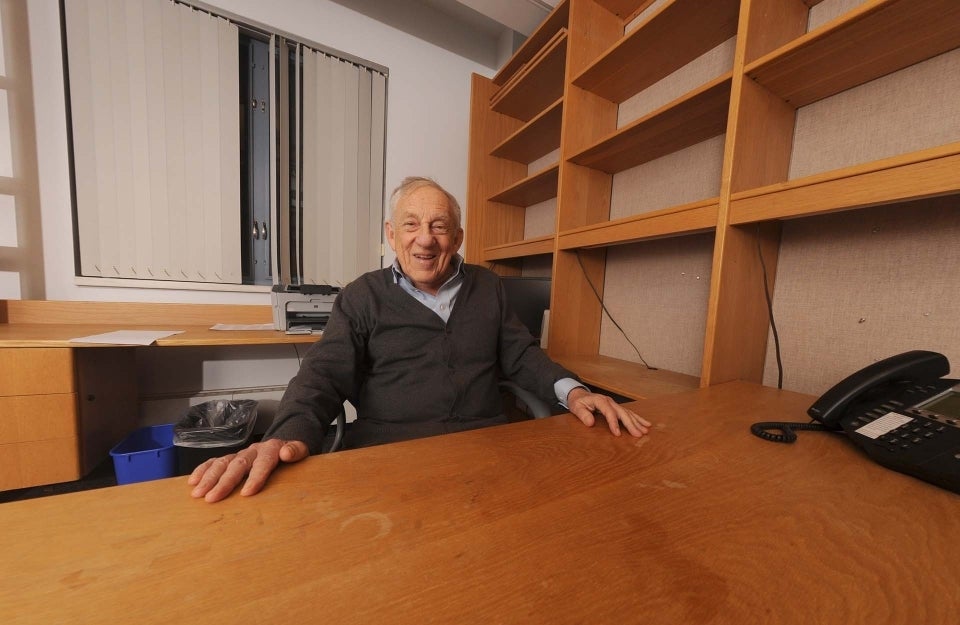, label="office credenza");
[1,382,957,624]
[0,299,316,491]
